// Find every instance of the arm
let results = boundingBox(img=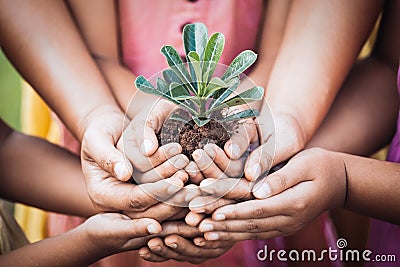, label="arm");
[0,0,120,141]
[66,0,160,118]
[0,213,161,267]
[249,0,384,173]
[0,125,96,218]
